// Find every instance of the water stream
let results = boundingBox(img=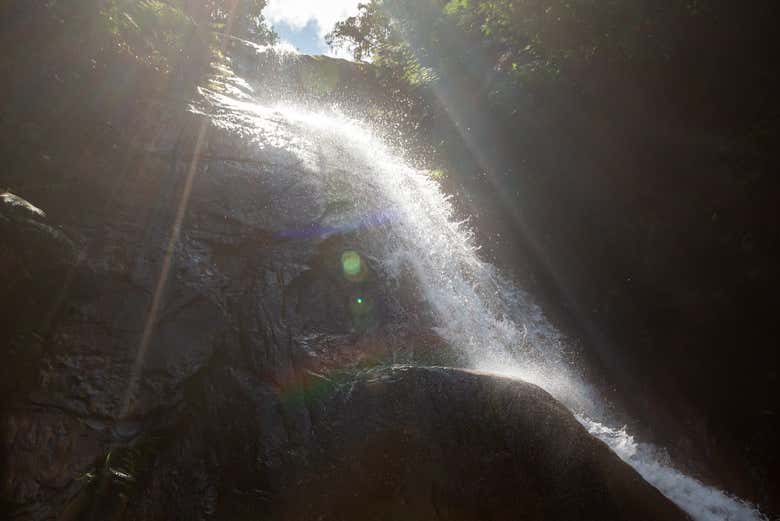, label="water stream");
[194,55,767,521]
